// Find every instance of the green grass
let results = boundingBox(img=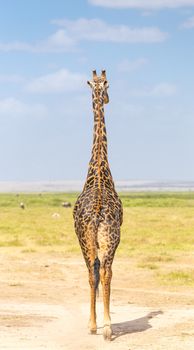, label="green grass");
[1,192,194,286]
[118,206,194,256]
[119,192,194,207]
[0,192,194,257]
[158,270,194,286]
[137,262,159,270]
[0,192,79,208]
